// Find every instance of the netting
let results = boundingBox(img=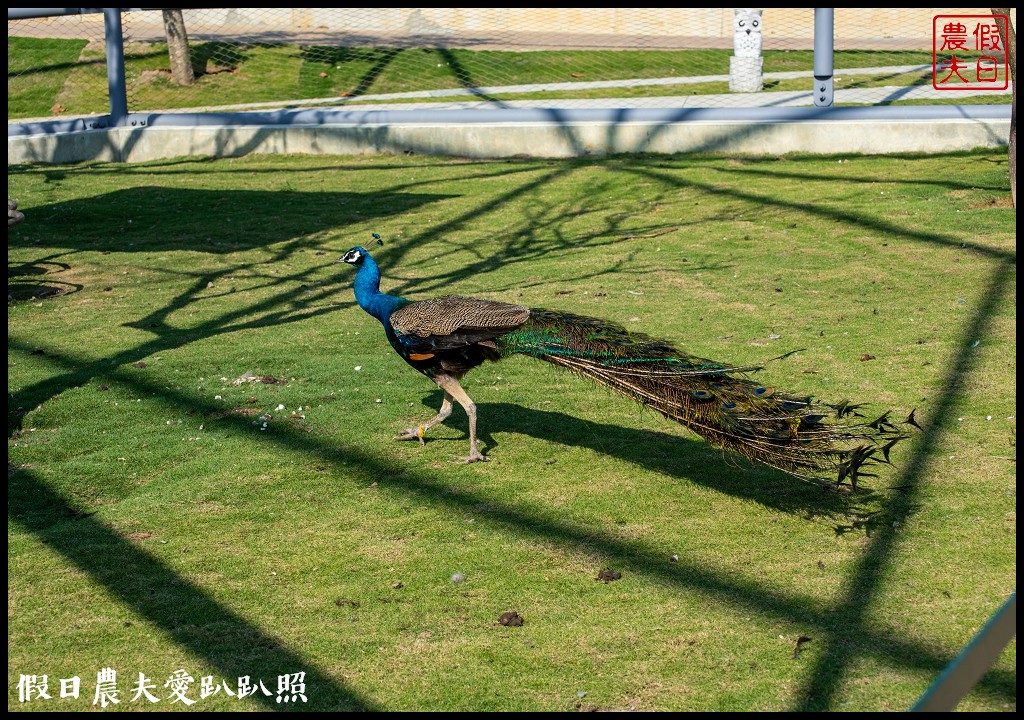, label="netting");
[8,8,1013,122]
